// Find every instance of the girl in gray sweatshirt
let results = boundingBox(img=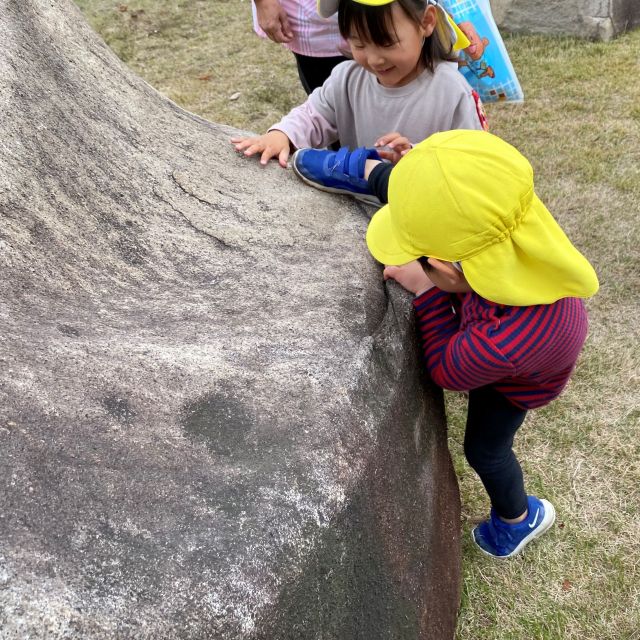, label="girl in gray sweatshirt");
[232,0,487,167]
